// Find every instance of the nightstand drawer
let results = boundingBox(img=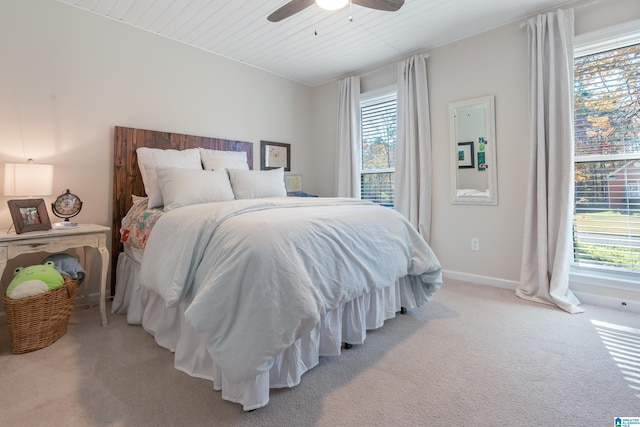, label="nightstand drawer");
[6,234,100,258]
